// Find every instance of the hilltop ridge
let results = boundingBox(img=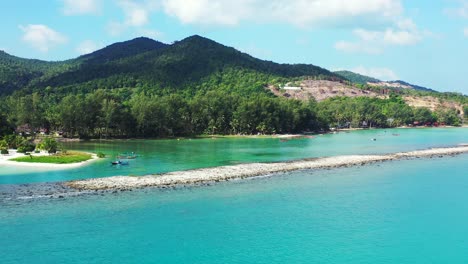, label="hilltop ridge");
[0,35,450,96]
[0,35,340,95]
